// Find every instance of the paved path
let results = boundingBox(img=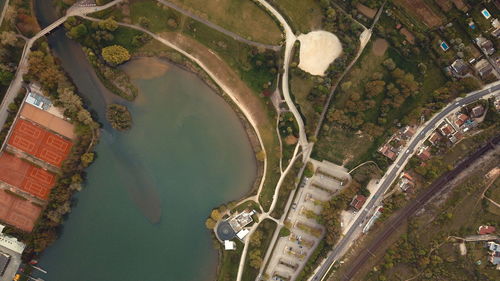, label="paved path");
[156,0,280,51]
[255,0,308,157]
[0,0,125,131]
[0,0,10,27]
[311,82,500,281]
